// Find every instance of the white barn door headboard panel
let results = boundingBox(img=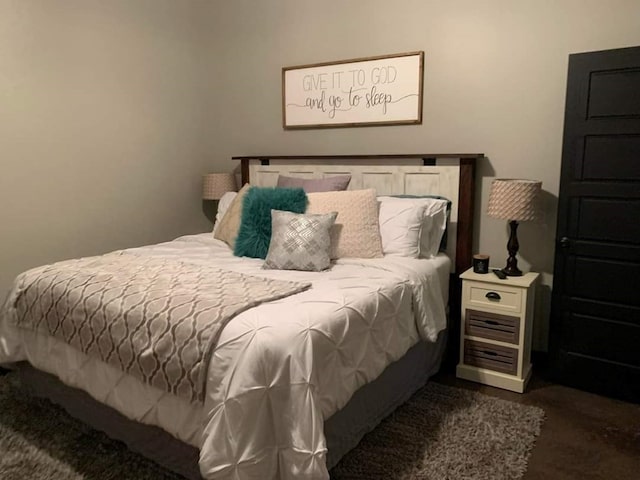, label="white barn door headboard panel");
[233,154,481,275]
